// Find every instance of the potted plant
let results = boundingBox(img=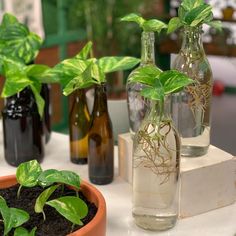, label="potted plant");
[0,160,106,236]
[128,65,193,230]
